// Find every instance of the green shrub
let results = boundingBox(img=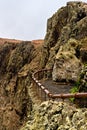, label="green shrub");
[70,80,80,102]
